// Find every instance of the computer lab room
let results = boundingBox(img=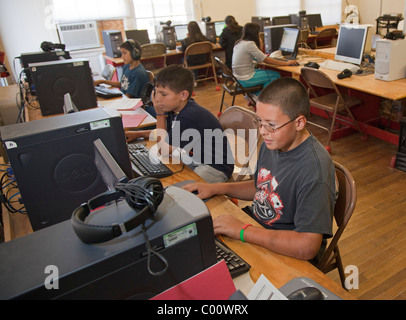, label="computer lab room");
[0,0,405,303]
